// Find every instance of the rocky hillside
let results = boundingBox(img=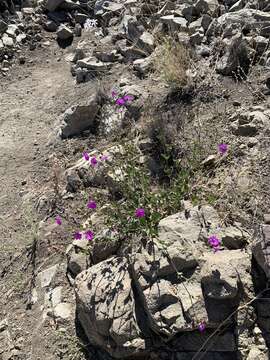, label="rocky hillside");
[0,0,270,360]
